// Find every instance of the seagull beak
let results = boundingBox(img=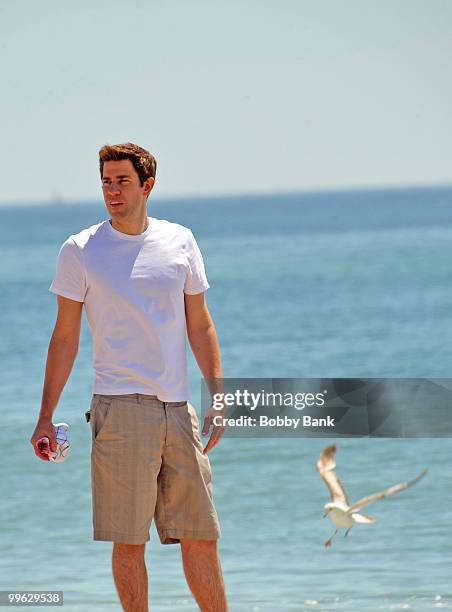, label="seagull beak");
[323,511,328,518]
